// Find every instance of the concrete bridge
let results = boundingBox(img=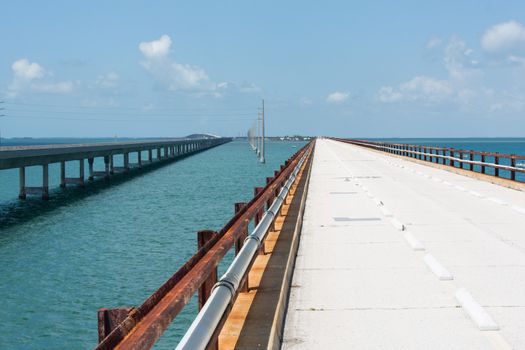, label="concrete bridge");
[93,138,525,350]
[0,138,231,200]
